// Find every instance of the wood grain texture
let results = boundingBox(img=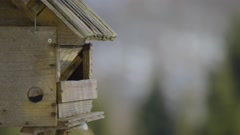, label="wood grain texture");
[82,44,92,79]
[0,0,32,26]
[58,112,104,128]
[42,0,117,41]
[58,100,93,118]
[0,27,57,127]
[58,80,97,103]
